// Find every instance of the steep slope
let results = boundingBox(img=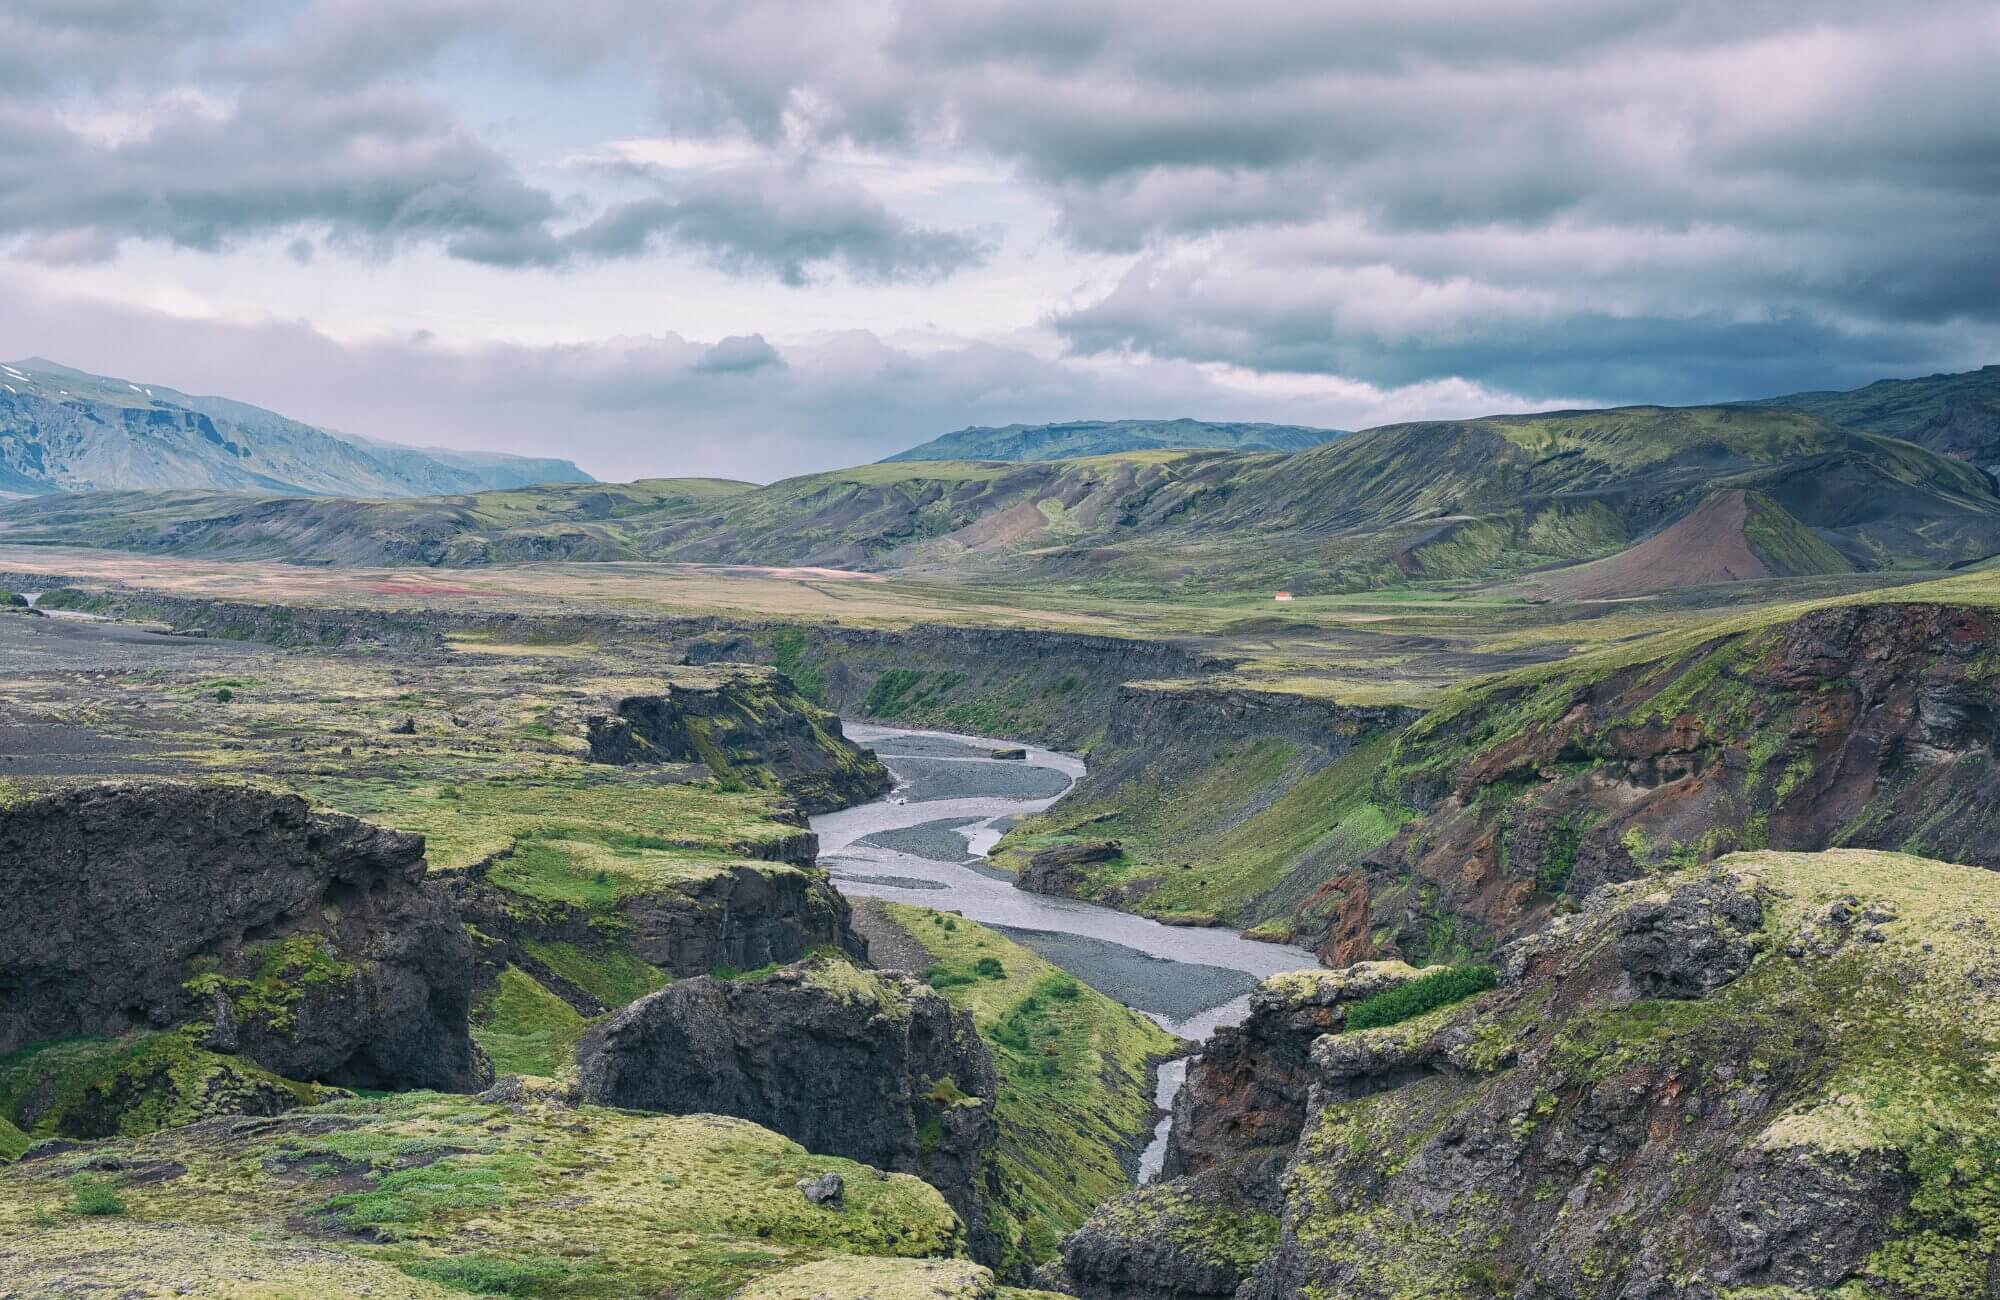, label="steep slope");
[0,358,592,496]
[1747,363,2000,474]
[883,419,1344,462]
[1515,489,1855,599]
[1066,850,2000,1300]
[1328,591,2000,967]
